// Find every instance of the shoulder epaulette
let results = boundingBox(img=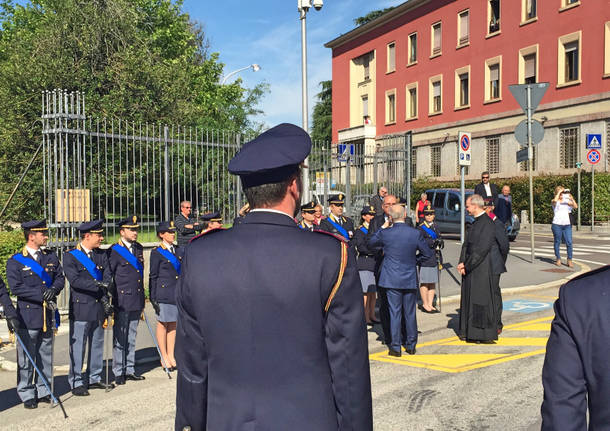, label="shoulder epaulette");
[313,229,347,243]
[189,227,226,243]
